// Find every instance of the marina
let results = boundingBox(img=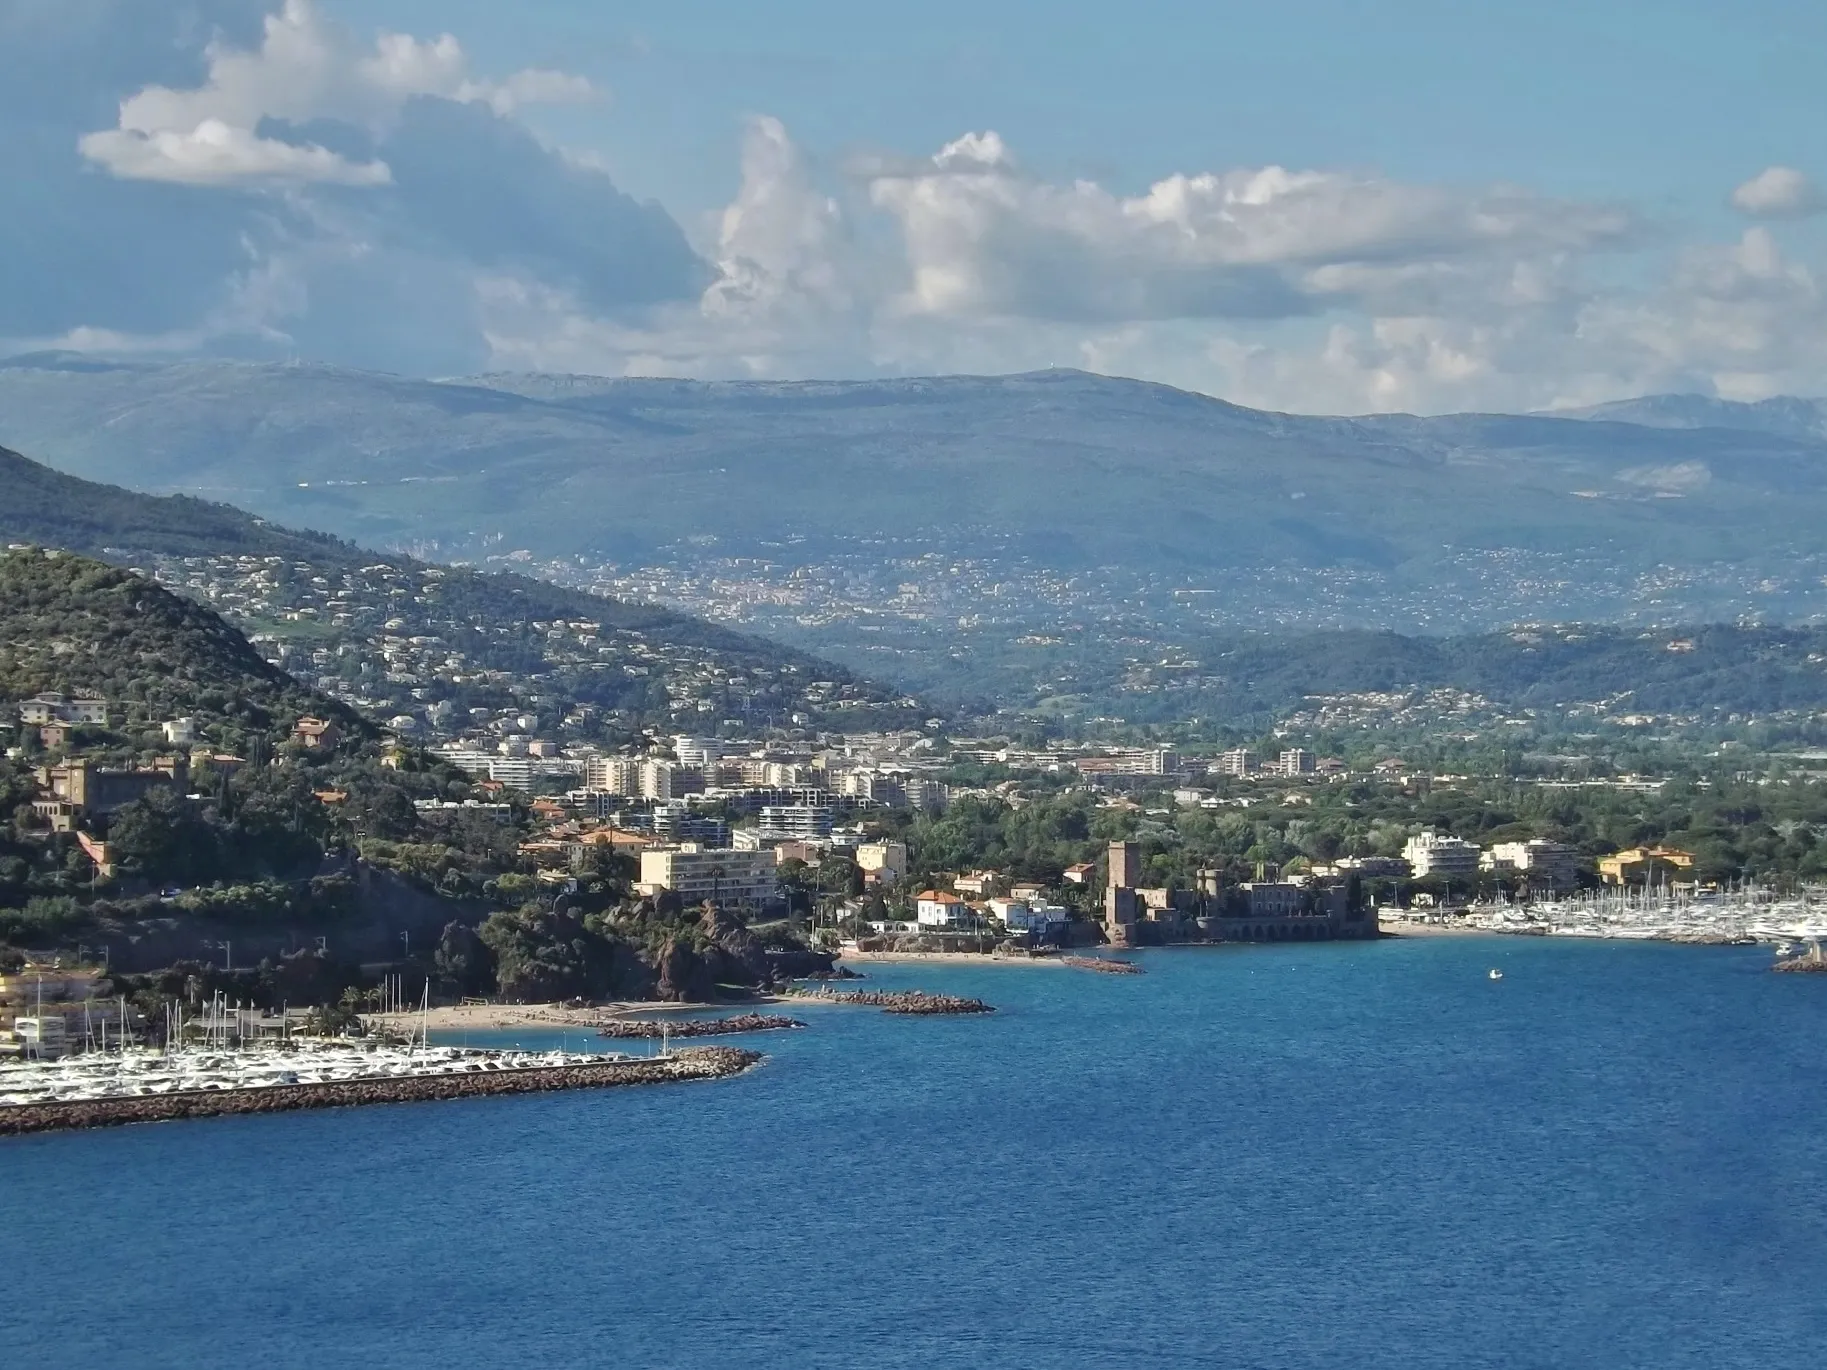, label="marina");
[1387,885,1827,945]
